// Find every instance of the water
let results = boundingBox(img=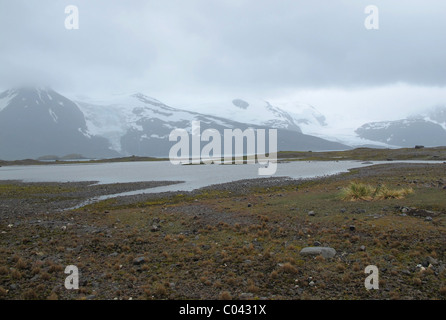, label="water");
[0,160,443,198]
